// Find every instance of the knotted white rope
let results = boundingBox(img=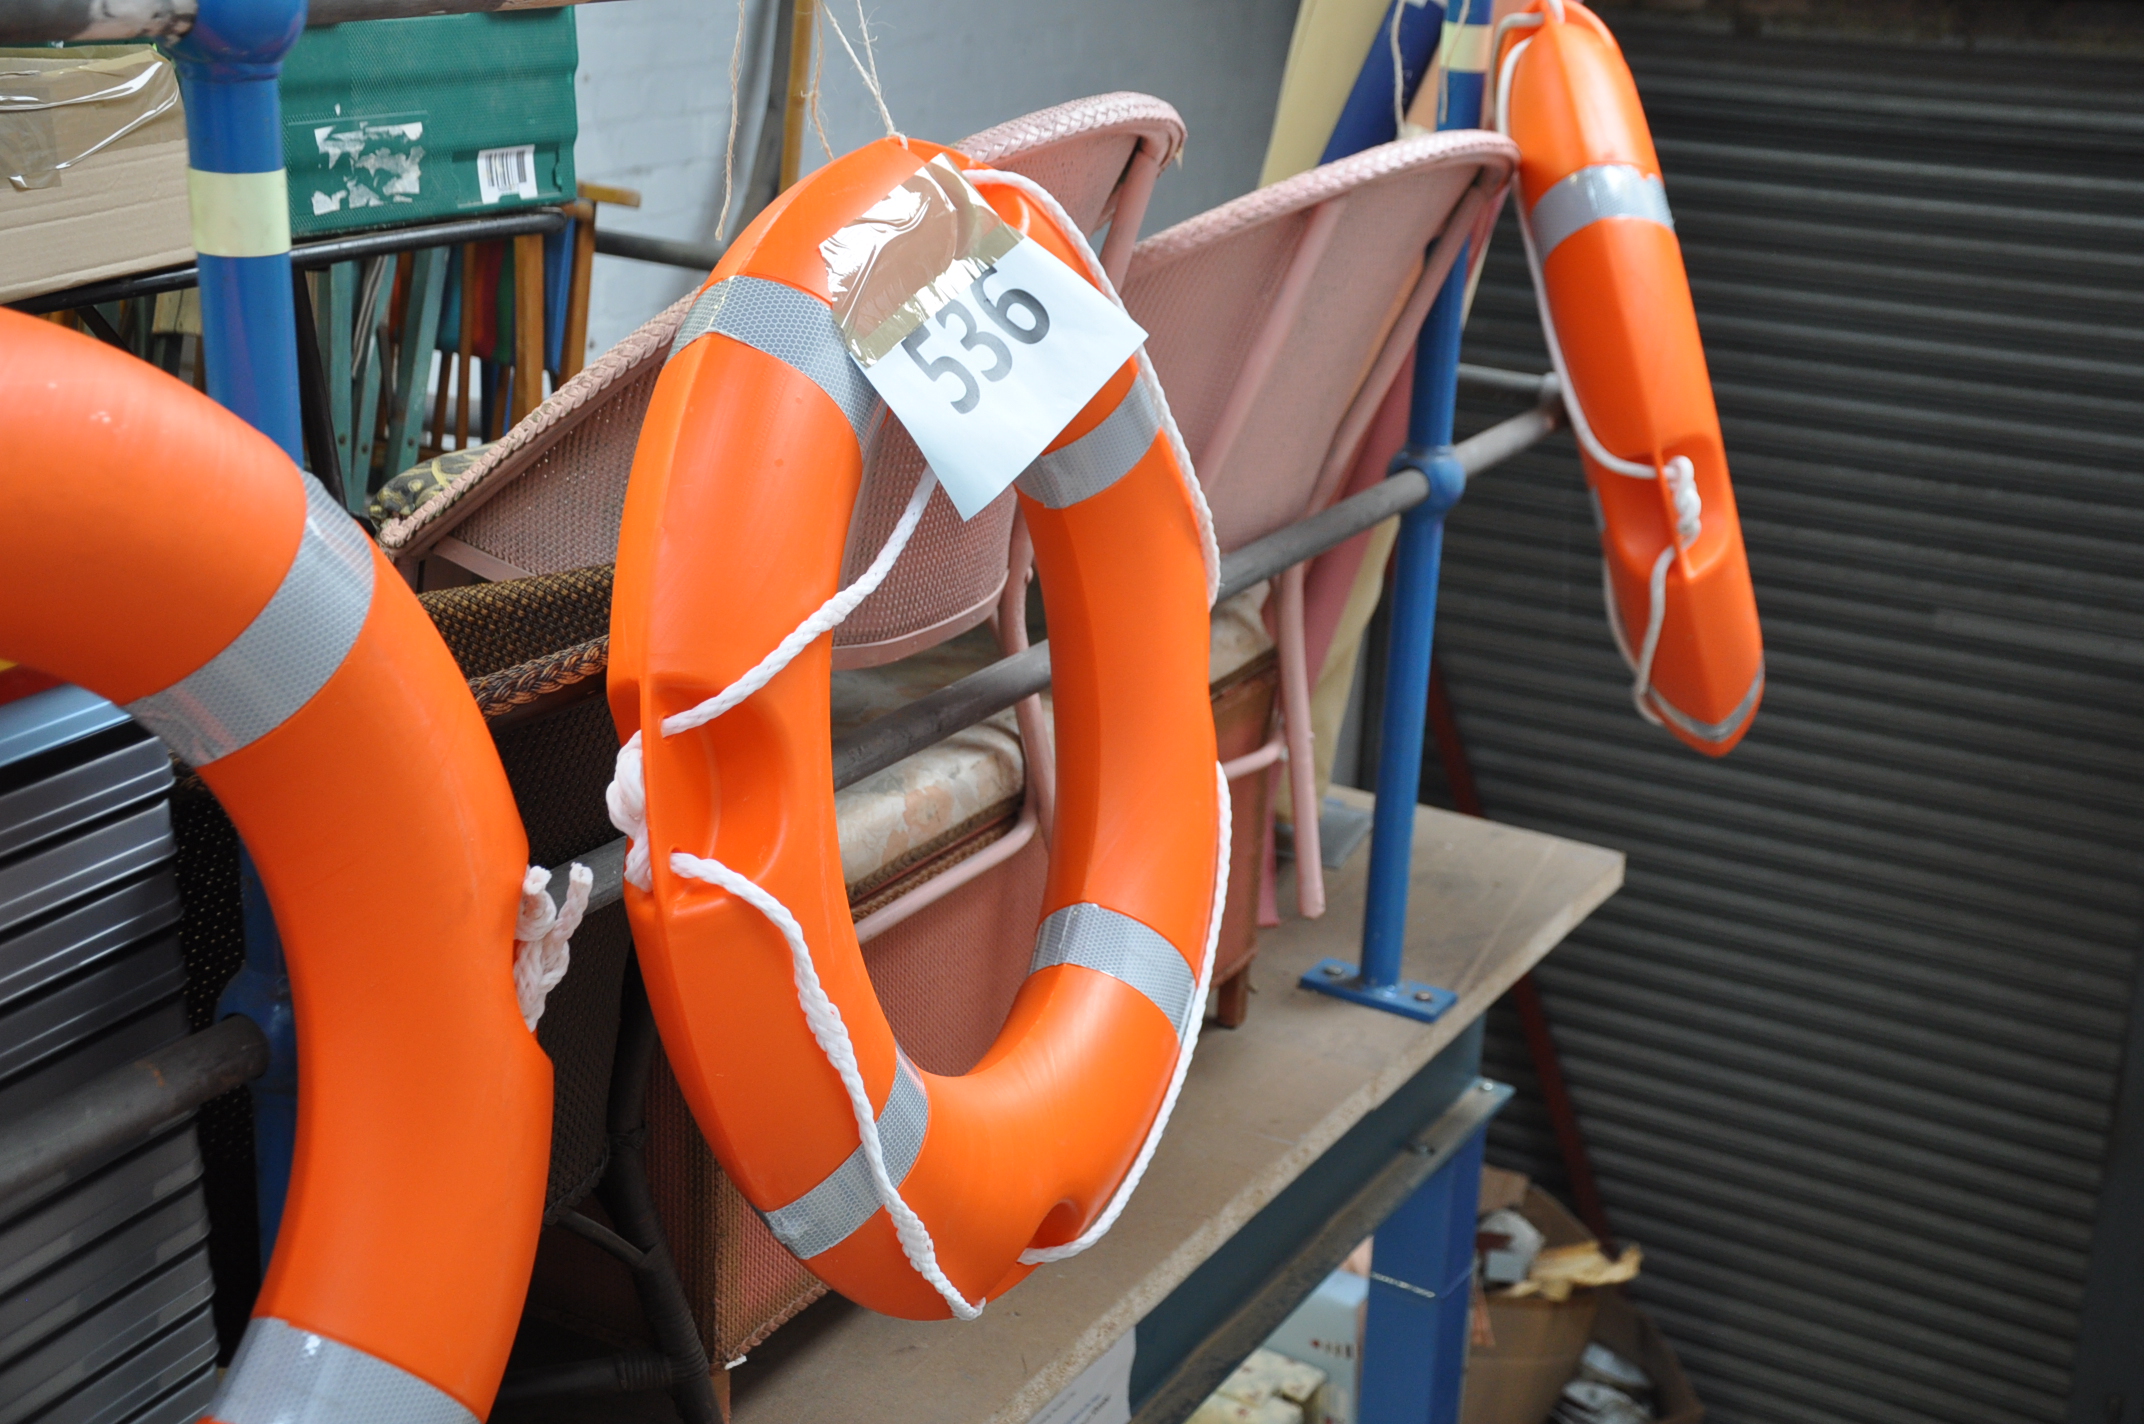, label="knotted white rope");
[1495,32,1701,728]
[514,862,593,1030]
[606,467,983,1314]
